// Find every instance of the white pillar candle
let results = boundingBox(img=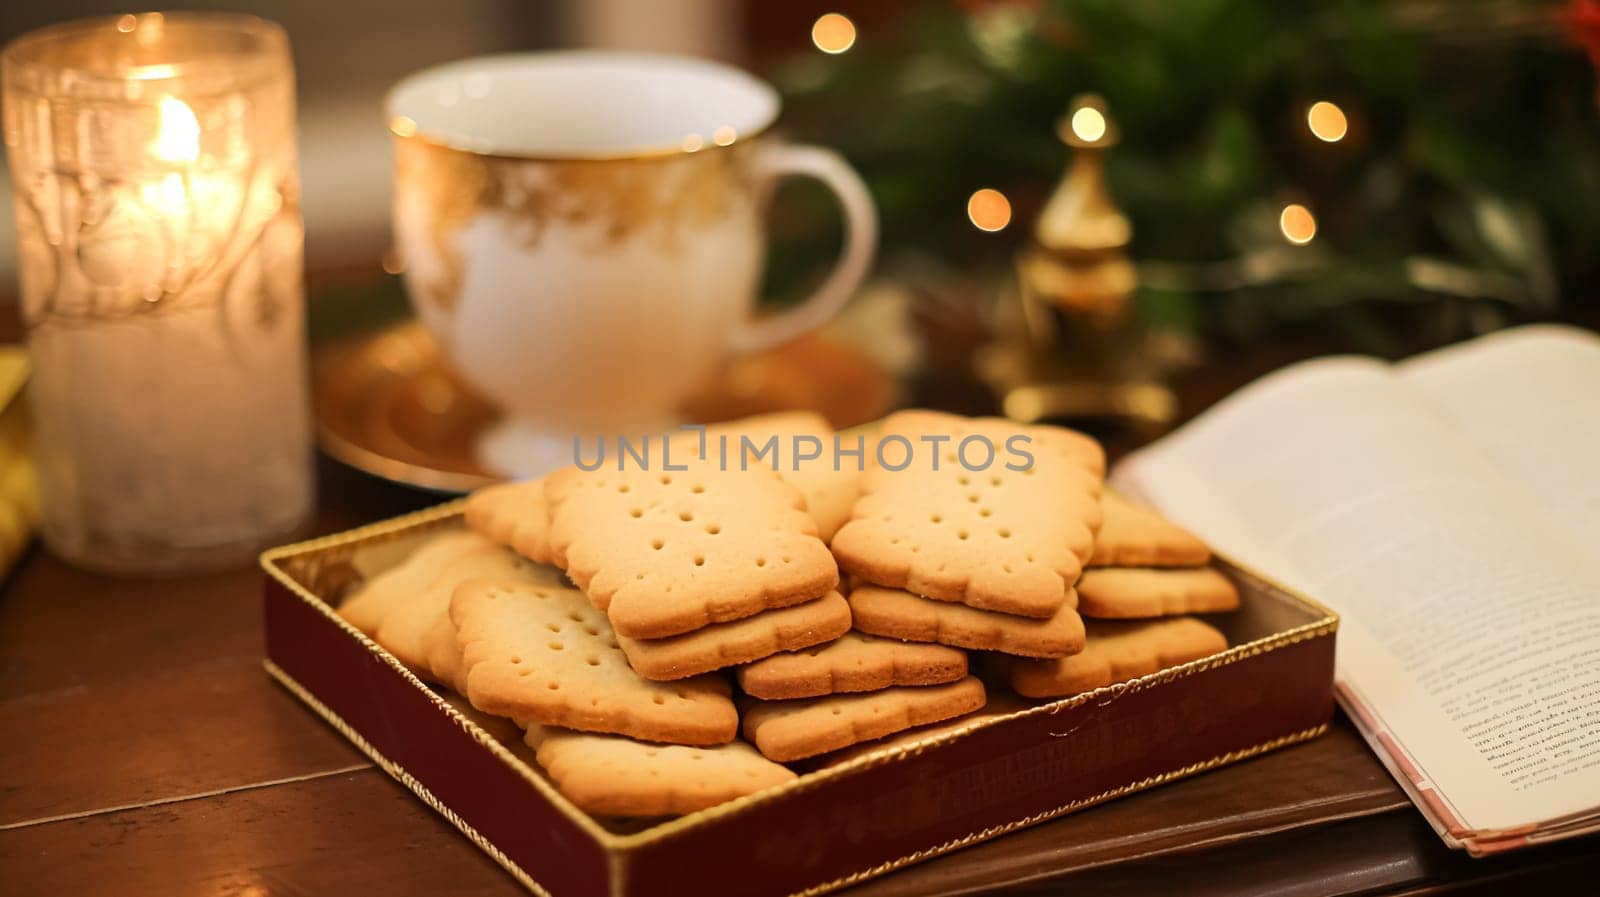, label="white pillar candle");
[2,13,313,574]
